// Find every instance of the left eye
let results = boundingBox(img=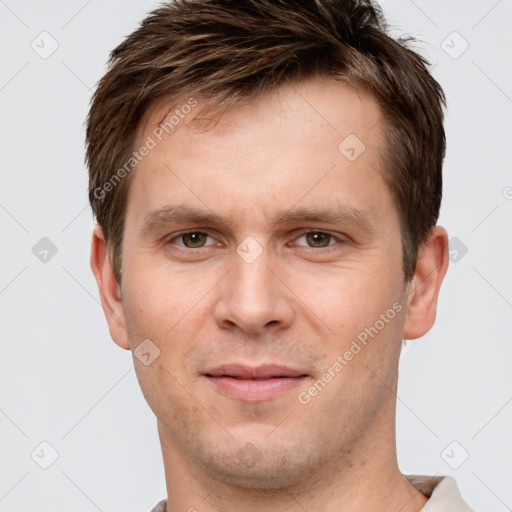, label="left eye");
[294,232,338,248]
[170,232,215,248]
